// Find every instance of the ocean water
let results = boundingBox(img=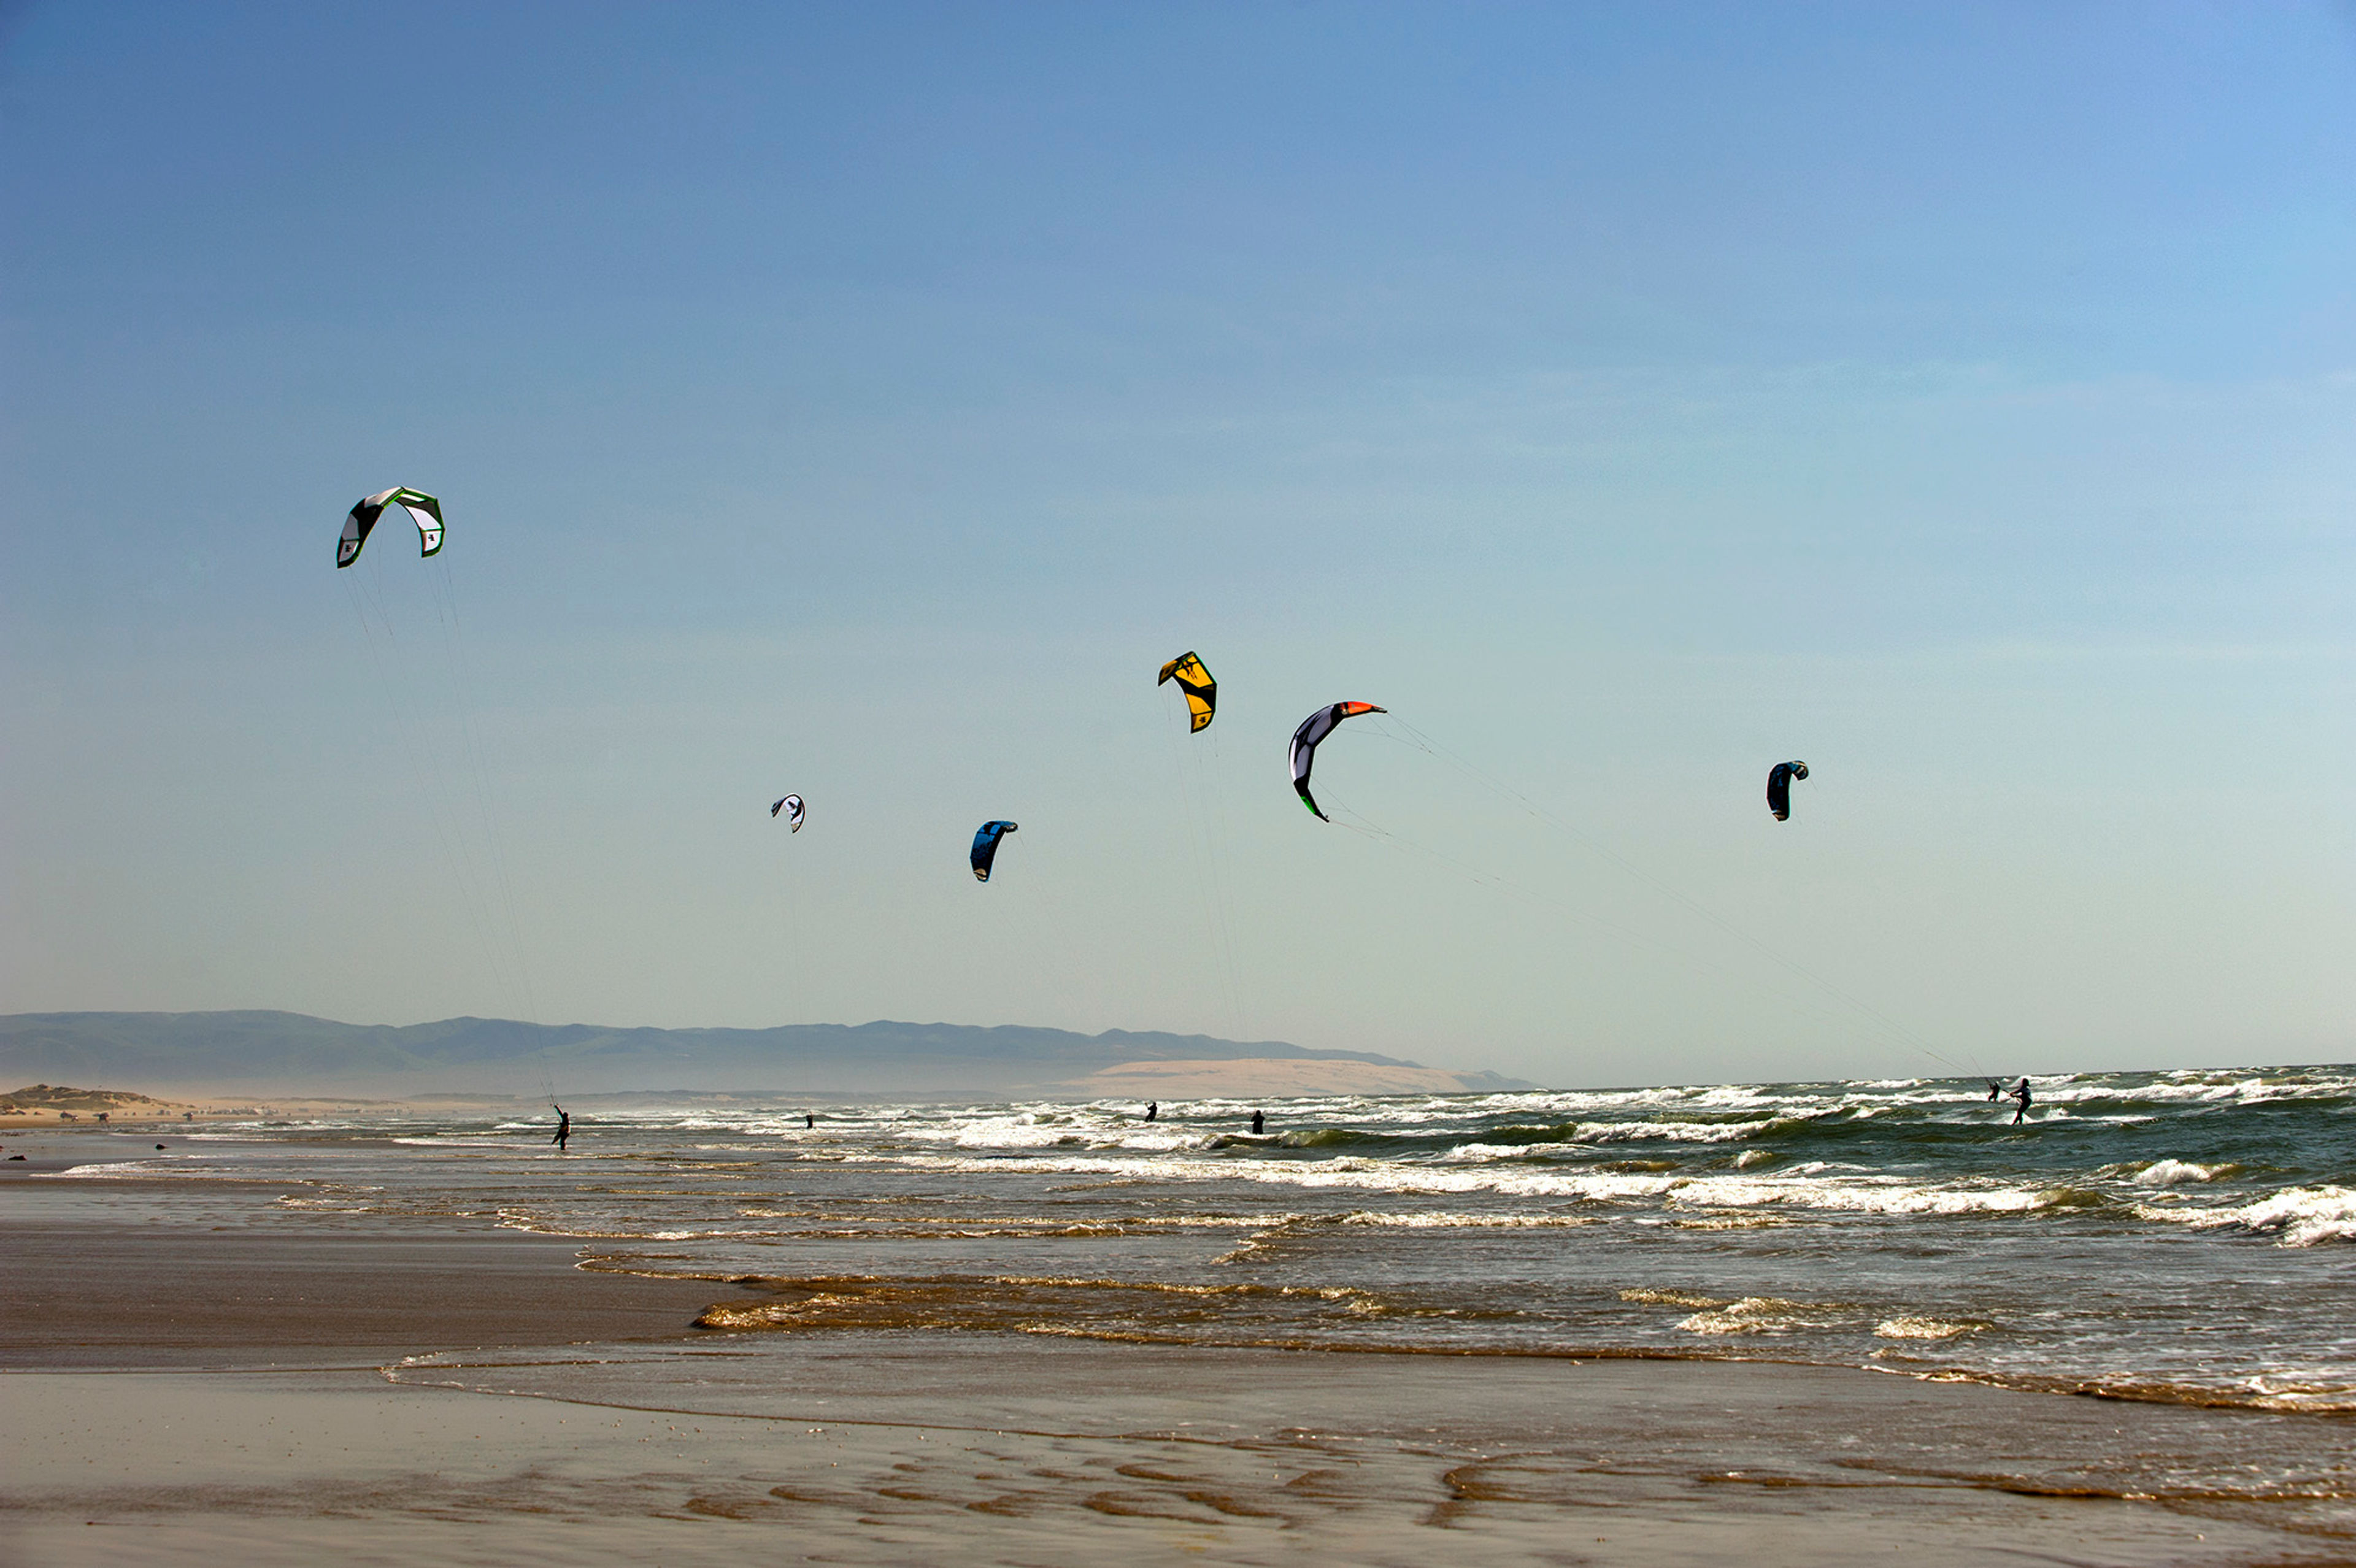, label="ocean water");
[52,1066,2356,1412]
